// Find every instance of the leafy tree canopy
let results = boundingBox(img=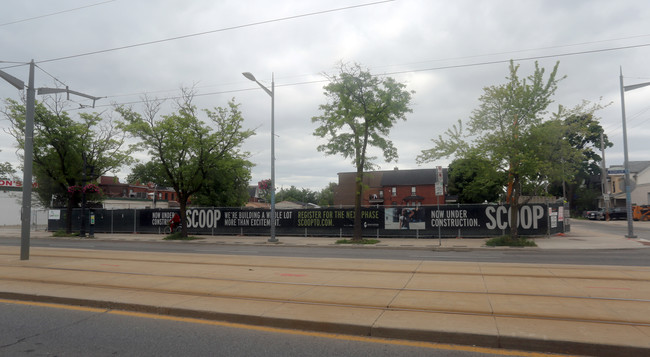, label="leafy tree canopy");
[117,92,254,237]
[275,185,318,204]
[447,154,505,203]
[126,161,168,186]
[3,97,132,232]
[546,103,612,210]
[317,182,337,207]
[312,62,413,239]
[0,156,14,178]
[191,155,253,207]
[417,61,608,238]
